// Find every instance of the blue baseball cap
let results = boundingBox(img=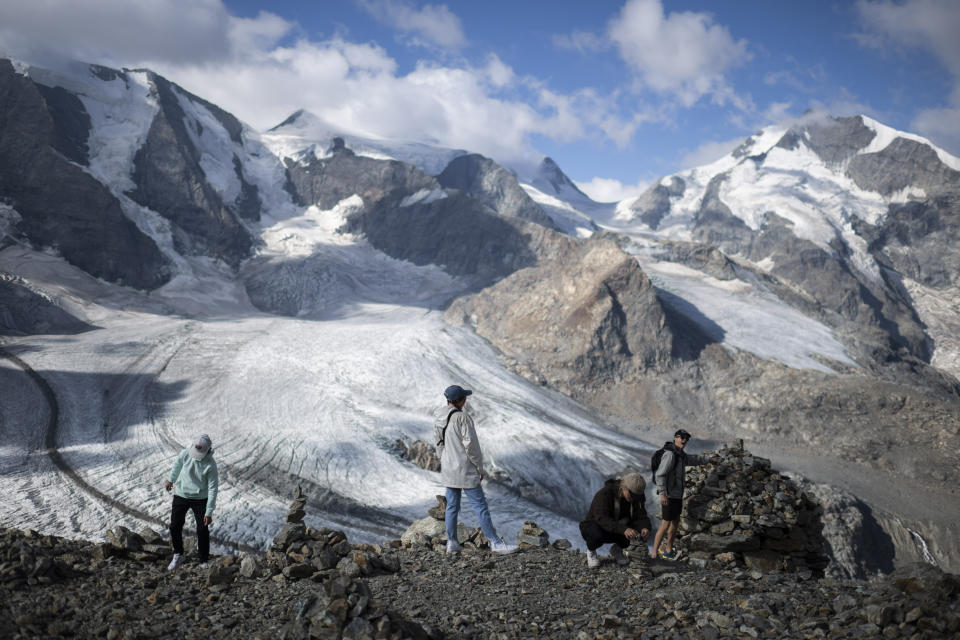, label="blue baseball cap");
[444,385,473,402]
